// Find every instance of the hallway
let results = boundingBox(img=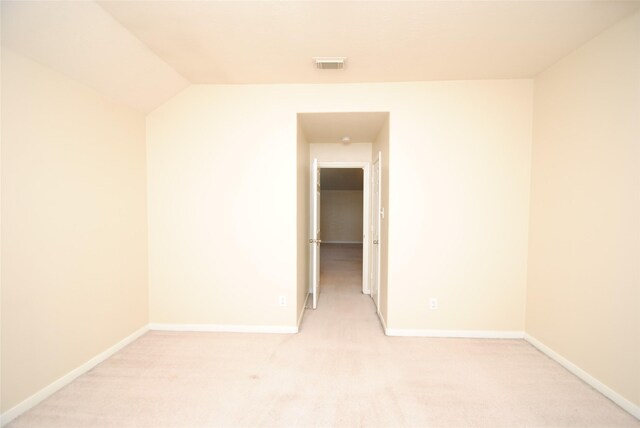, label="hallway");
[299,241,386,363]
[301,243,381,334]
